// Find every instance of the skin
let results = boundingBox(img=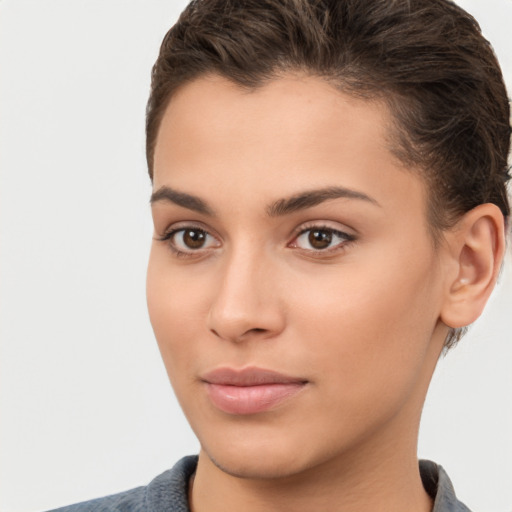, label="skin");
[146,74,504,512]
